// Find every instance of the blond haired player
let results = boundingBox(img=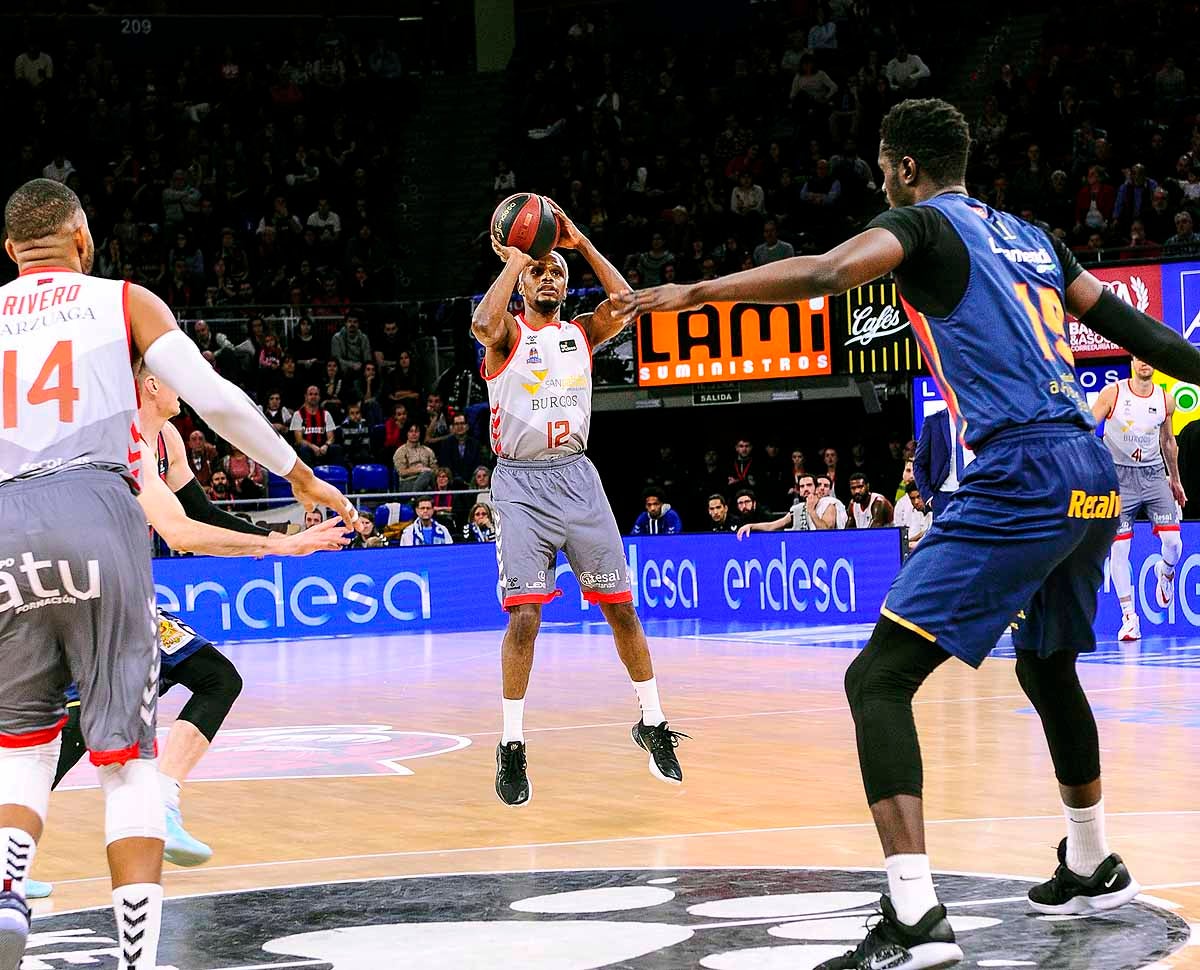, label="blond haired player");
[0,179,354,970]
[472,198,685,807]
[1091,358,1186,640]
